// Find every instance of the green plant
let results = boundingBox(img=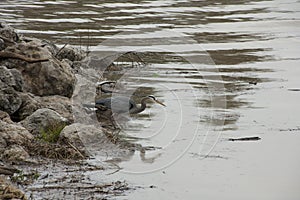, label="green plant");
[11,170,40,184]
[40,122,66,143]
